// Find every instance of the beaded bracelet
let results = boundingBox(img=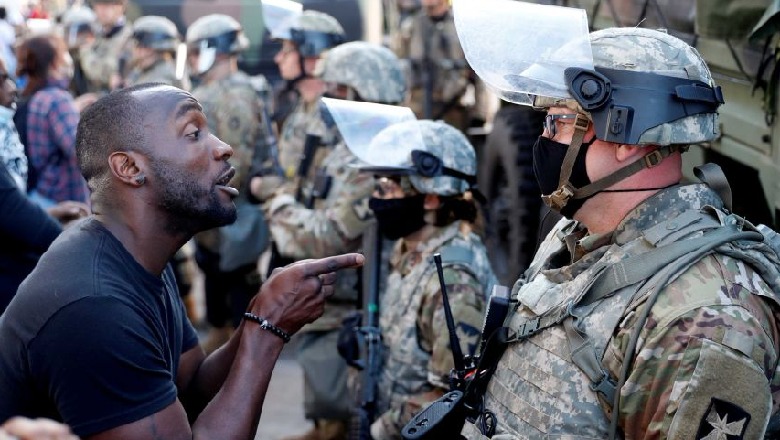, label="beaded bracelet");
[243,312,291,343]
